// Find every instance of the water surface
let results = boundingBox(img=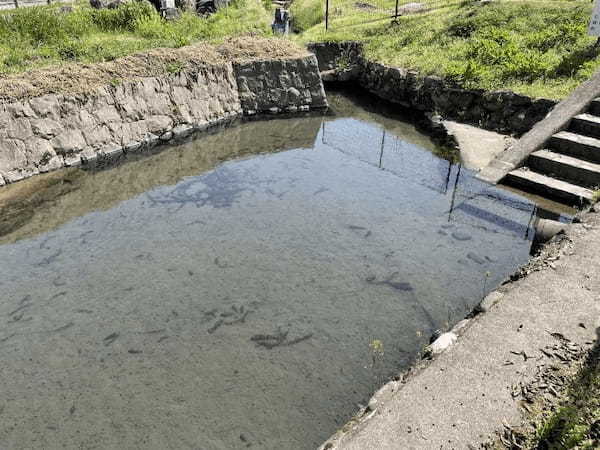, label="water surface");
[0,90,542,449]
